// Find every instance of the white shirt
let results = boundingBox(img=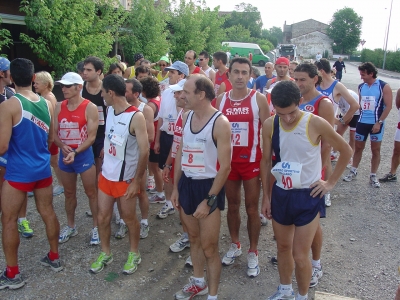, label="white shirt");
[315,54,322,61]
[159,88,178,135]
